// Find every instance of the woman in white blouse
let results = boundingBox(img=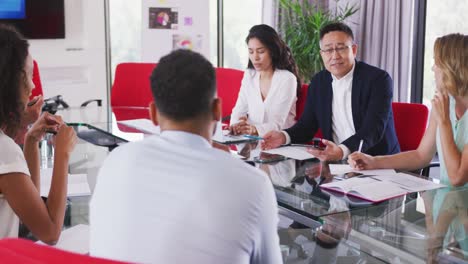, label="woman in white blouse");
[230,24,300,136]
[0,24,77,243]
